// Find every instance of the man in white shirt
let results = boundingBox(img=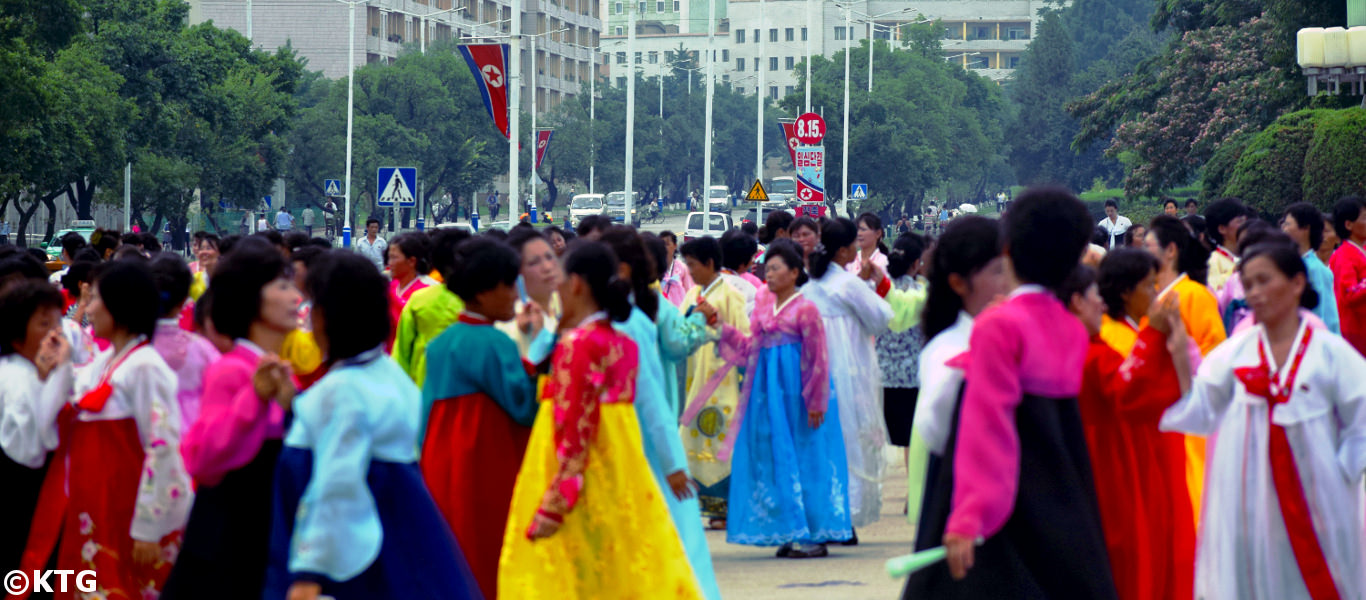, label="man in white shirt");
[355,217,387,270]
[1097,199,1131,250]
[275,207,294,232]
[301,206,315,236]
